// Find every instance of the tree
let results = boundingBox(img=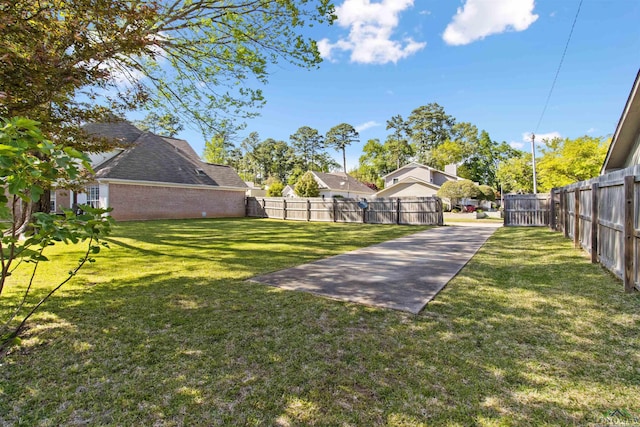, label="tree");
[385,114,412,168]
[496,154,533,194]
[290,126,324,171]
[0,118,113,352]
[437,180,480,209]
[203,132,234,164]
[1,0,335,223]
[384,137,413,170]
[294,171,320,197]
[240,132,262,182]
[133,112,183,137]
[477,185,496,202]
[407,103,455,165]
[537,136,608,191]
[1,0,335,149]
[326,123,359,174]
